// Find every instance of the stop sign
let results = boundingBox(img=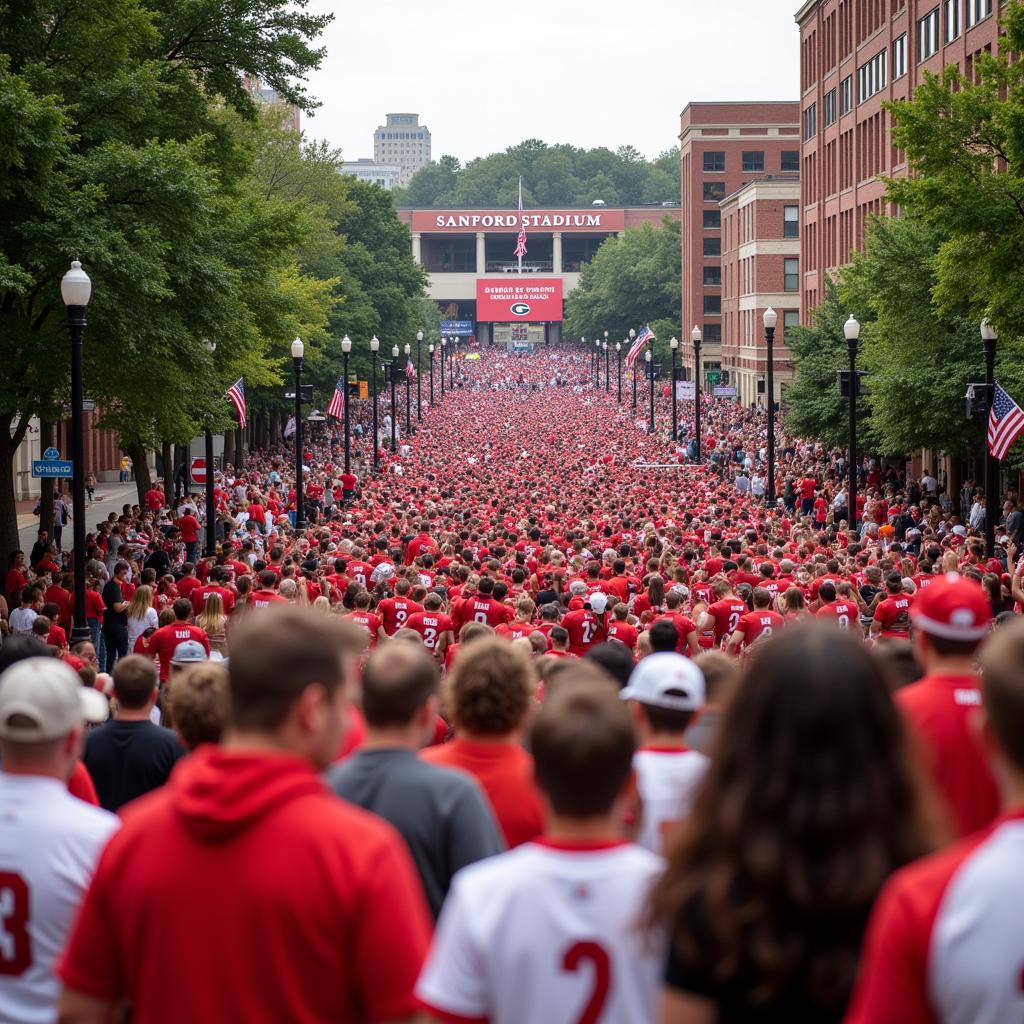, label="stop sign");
[190,456,206,484]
